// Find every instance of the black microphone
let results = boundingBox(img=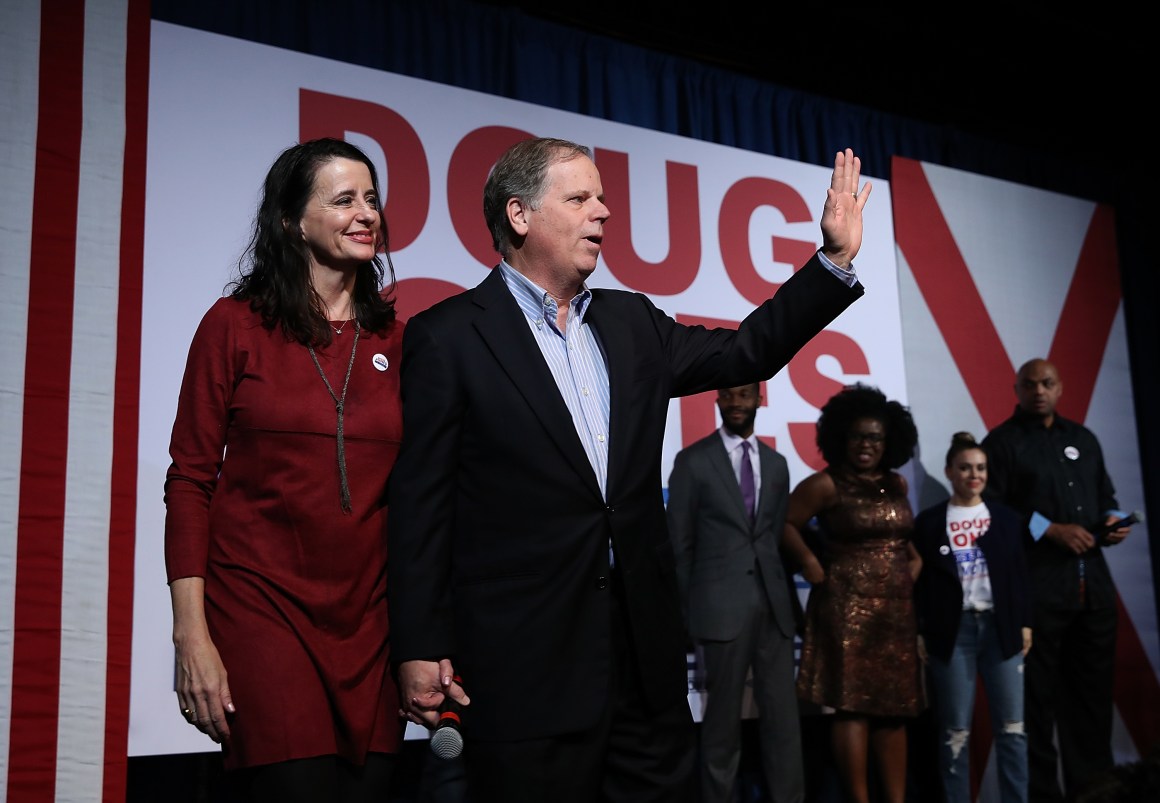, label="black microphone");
[1095,510,1144,542]
[429,692,464,760]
